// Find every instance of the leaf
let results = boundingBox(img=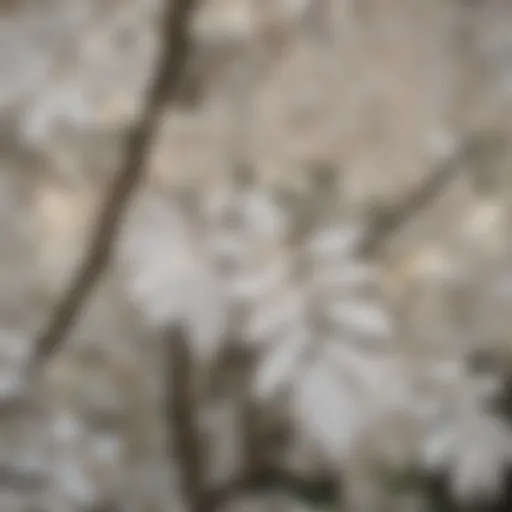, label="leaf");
[181,272,229,364]
[326,299,392,339]
[306,226,363,258]
[227,256,289,304]
[292,357,365,464]
[245,289,305,347]
[309,261,377,294]
[244,191,289,242]
[252,329,309,401]
[450,416,512,503]
[422,425,458,472]
[120,196,196,323]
